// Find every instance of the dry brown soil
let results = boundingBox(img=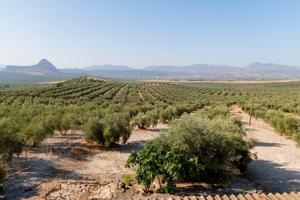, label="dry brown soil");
[229,105,300,192]
[5,107,300,199]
